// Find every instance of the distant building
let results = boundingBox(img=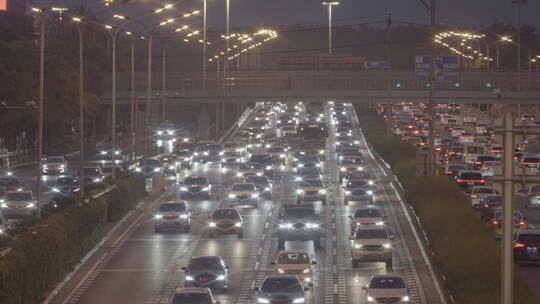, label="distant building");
[279,54,365,70]
[1,0,26,15]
